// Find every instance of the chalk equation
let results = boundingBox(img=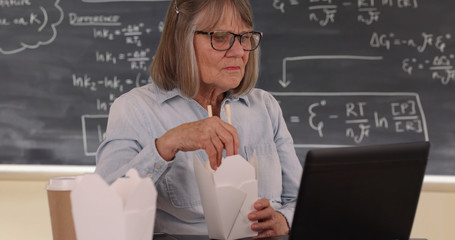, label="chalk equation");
[370,32,455,85]
[402,55,455,85]
[72,72,150,92]
[72,72,152,111]
[271,92,428,148]
[370,32,450,54]
[272,0,418,26]
[0,0,64,54]
[83,93,429,155]
[69,13,156,71]
[70,14,153,48]
[94,49,151,71]
[68,10,160,112]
